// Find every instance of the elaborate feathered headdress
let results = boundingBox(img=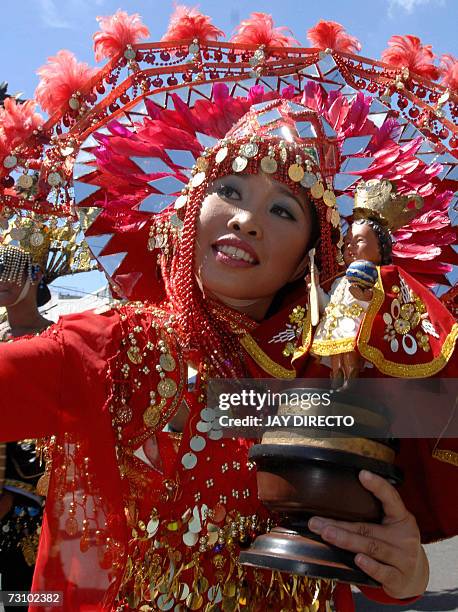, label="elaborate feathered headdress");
[0,7,456,299]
